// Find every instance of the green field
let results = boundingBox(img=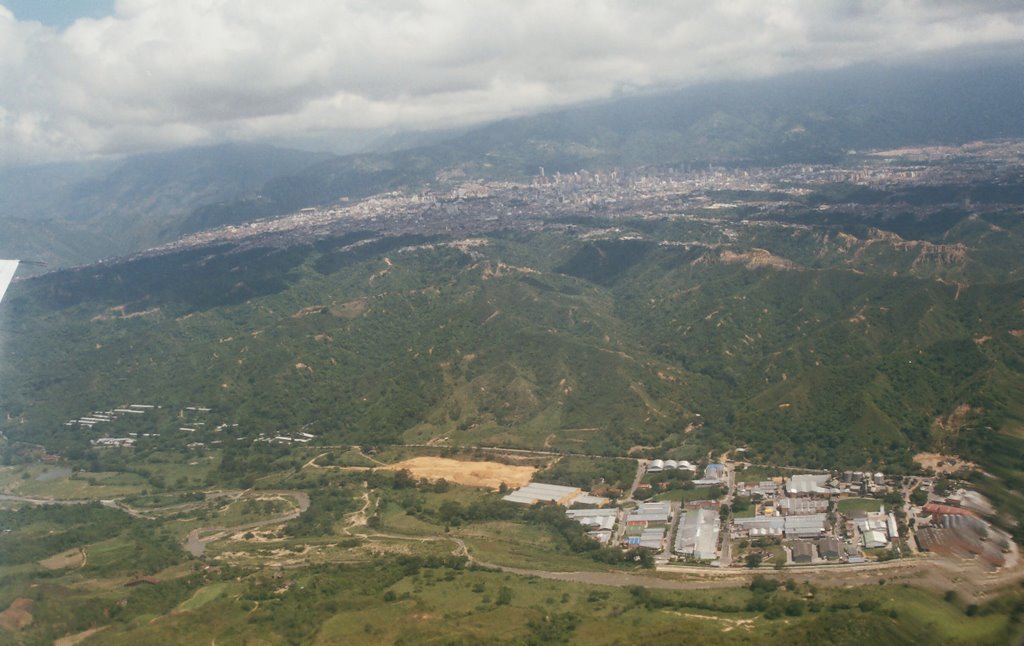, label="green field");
[456,520,614,572]
[35,564,1021,645]
[733,466,784,483]
[838,497,887,514]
